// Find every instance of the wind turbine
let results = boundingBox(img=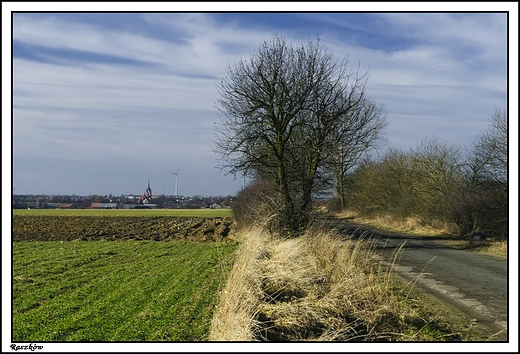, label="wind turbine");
[171,169,180,197]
